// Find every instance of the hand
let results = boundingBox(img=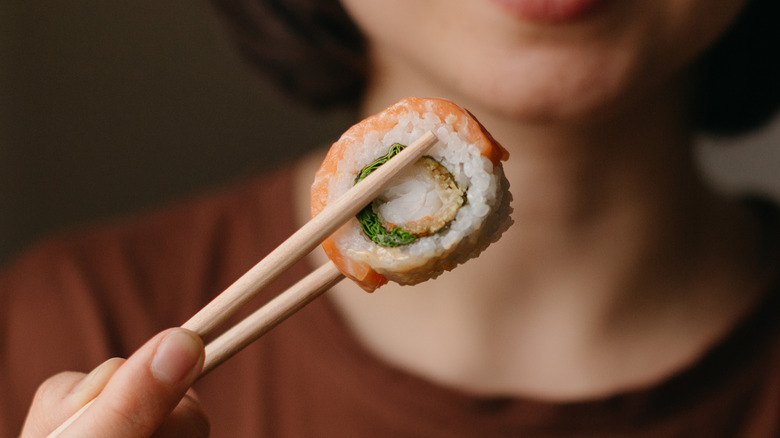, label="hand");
[21,328,209,437]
